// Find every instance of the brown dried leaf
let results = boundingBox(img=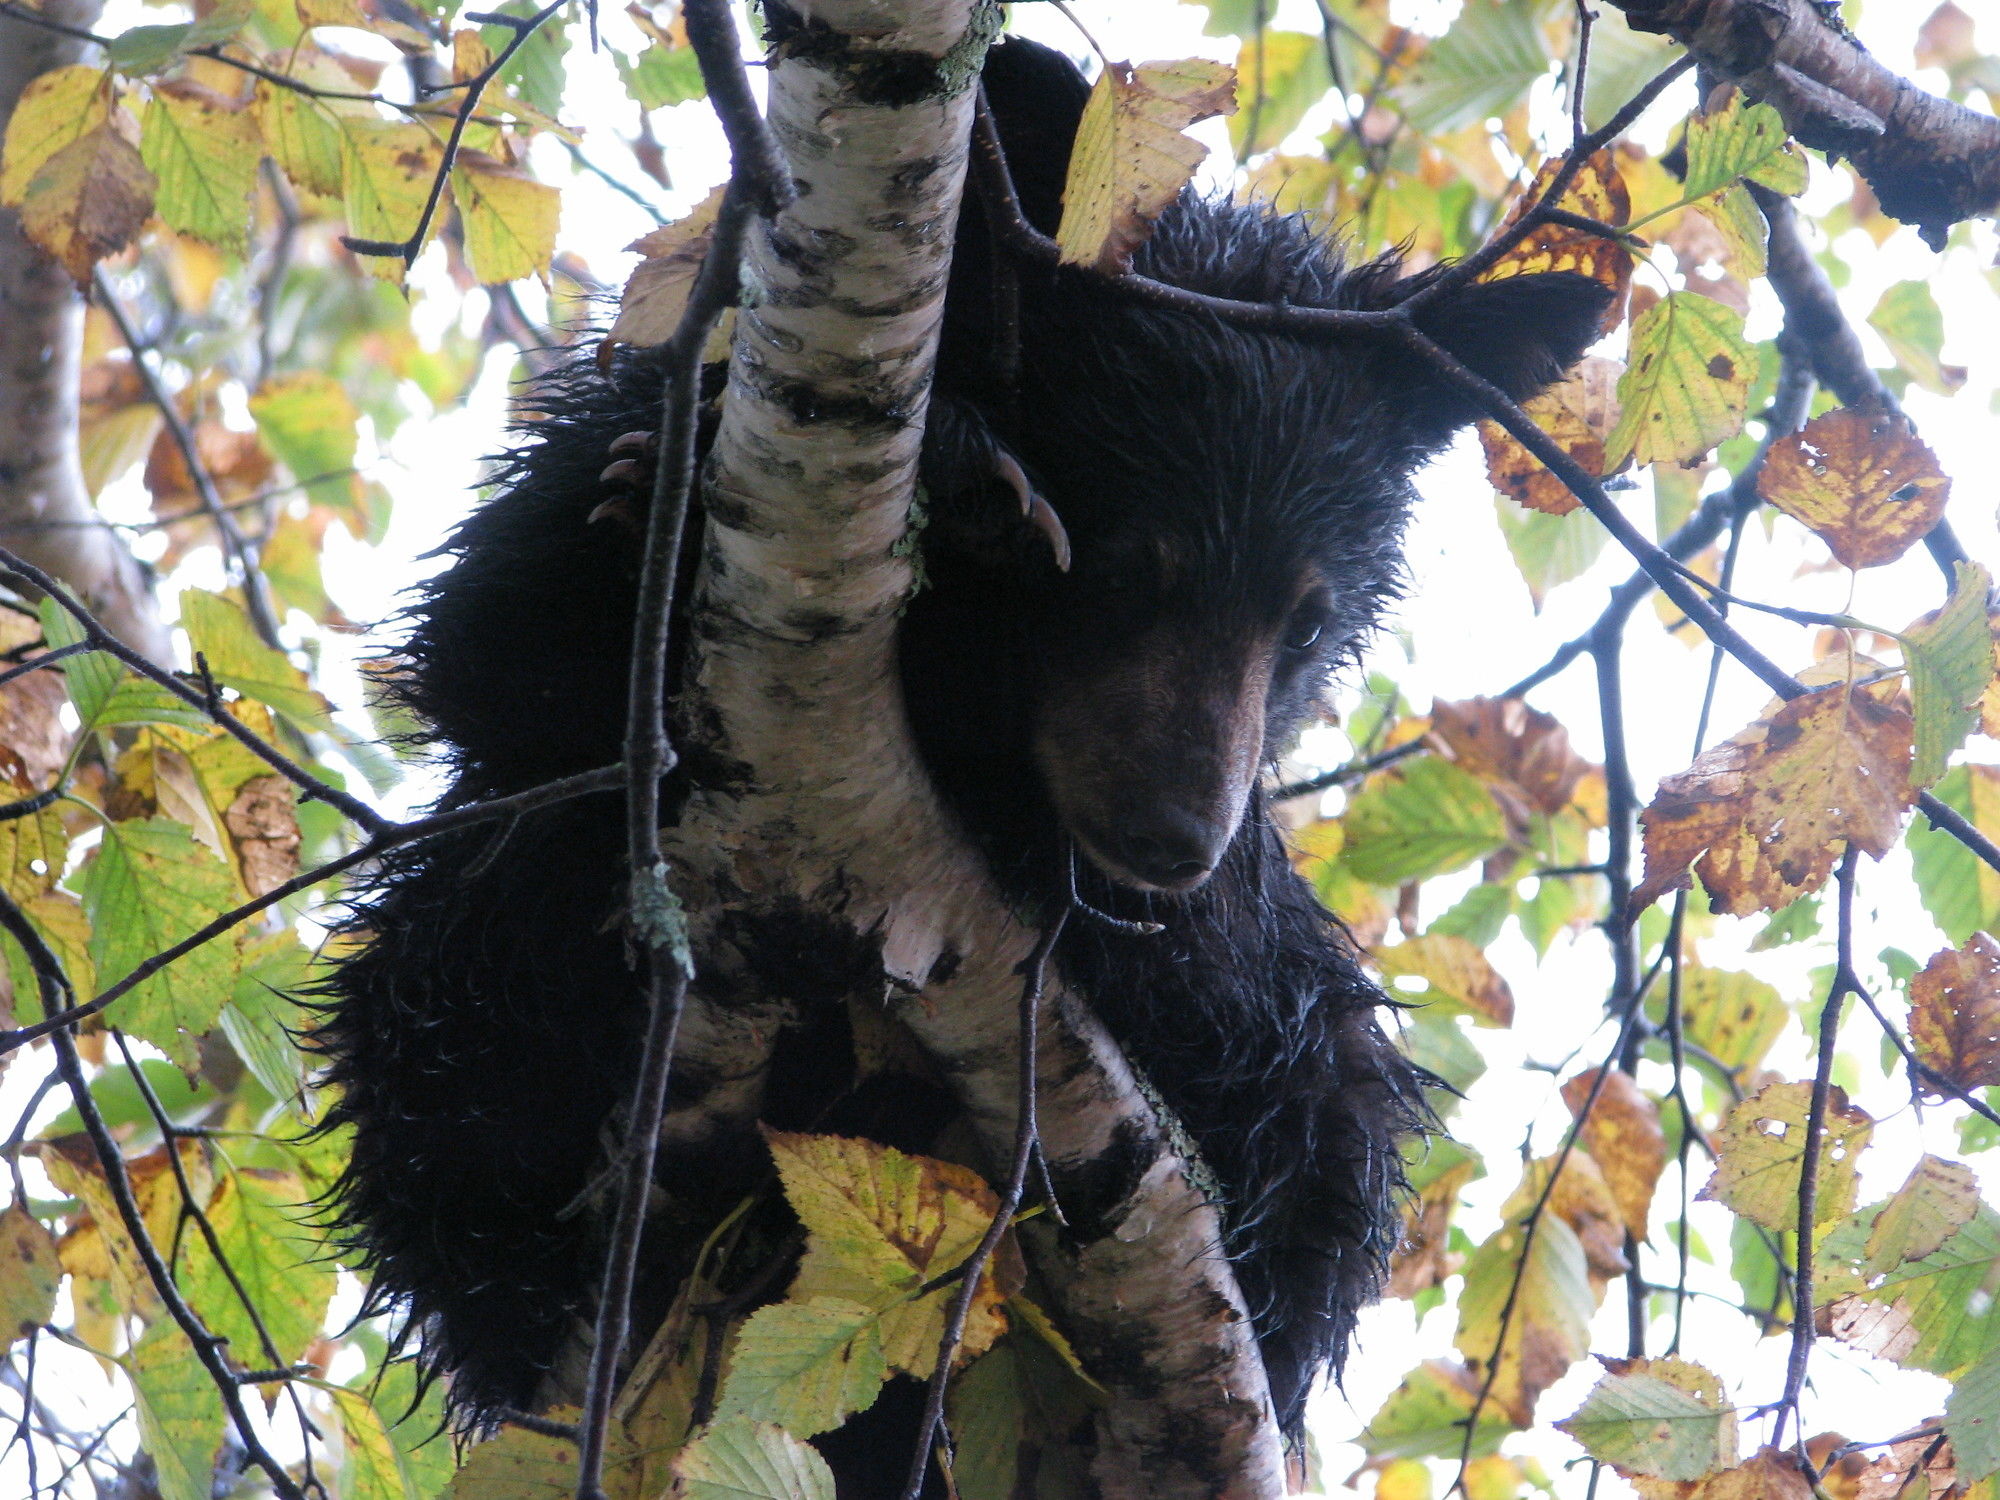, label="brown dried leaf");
[1758,407,1951,569]
[1634,685,1914,916]
[1561,1069,1666,1241]
[1909,934,2000,1095]
[223,775,300,898]
[1431,694,1596,815]
[1851,1424,1957,1500]
[1056,58,1237,274]
[609,184,724,349]
[16,115,155,285]
[1478,356,1624,516]
[1387,1156,1477,1299]
[1481,151,1632,322]
[1633,1446,1816,1500]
